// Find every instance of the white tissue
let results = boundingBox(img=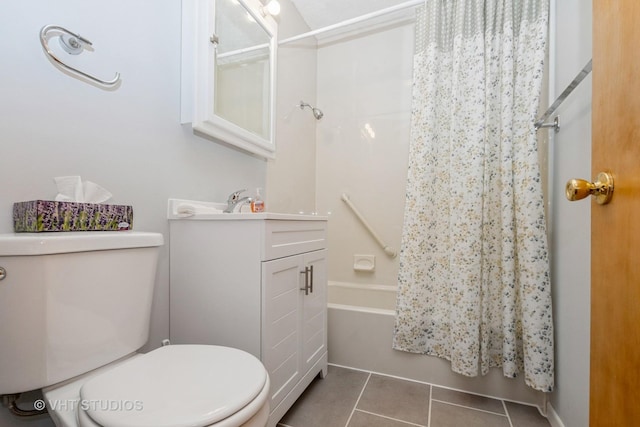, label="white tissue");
[54,176,112,203]
[54,176,83,202]
[175,203,223,217]
[82,180,112,203]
